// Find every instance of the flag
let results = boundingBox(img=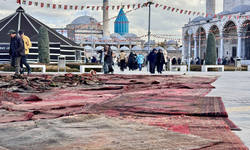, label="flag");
[106,6,109,10]
[247,16,249,19]
[112,6,115,10]
[17,0,21,4]
[229,15,232,19]
[206,14,209,17]
[47,4,50,8]
[34,2,38,6]
[29,1,32,5]
[69,5,73,10]
[127,5,130,9]
[193,12,196,15]
[64,5,67,10]
[237,15,239,19]
[163,6,167,10]
[197,12,200,16]
[138,4,140,9]
[176,9,179,12]
[53,4,56,9]
[92,6,95,10]
[22,0,26,5]
[180,9,183,13]
[117,5,120,10]
[122,5,125,9]
[86,6,90,9]
[101,6,103,10]
[97,6,100,10]
[81,6,84,10]
[167,7,171,11]
[172,8,175,12]
[184,10,188,14]
[41,3,44,7]
[155,4,159,8]
[221,15,224,19]
[213,14,217,18]
[144,3,148,7]
[133,4,135,9]
[58,5,61,9]
[188,11,192,15]
[75,6,78,10]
